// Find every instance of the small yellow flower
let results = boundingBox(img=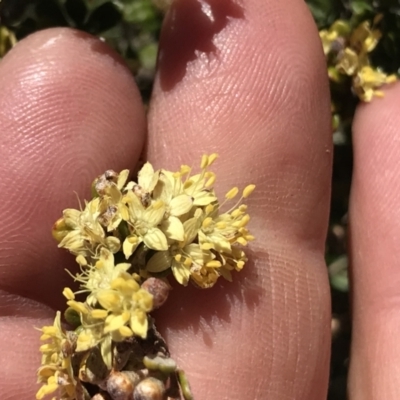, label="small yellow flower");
[92,272,153,339]
[56,197,121,256]
[36,312,77,400]
[319,20,350,55]
[146,213,204,285]
[72,247,131,305]
[320,15,397,102]
[353,66,397,102]
[336,48,359,75]
[349,19,381,55]
[181,155,219,206]
[123,192,168,258]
